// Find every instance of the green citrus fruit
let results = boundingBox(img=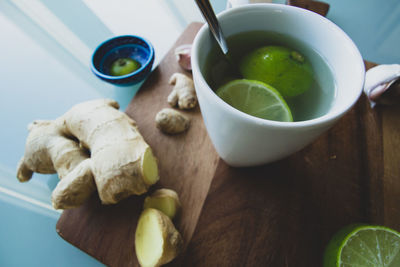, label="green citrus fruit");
[239,45,314,98]
[110,58,141,76]
[323,224,400,267]
[215,79,293,122]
